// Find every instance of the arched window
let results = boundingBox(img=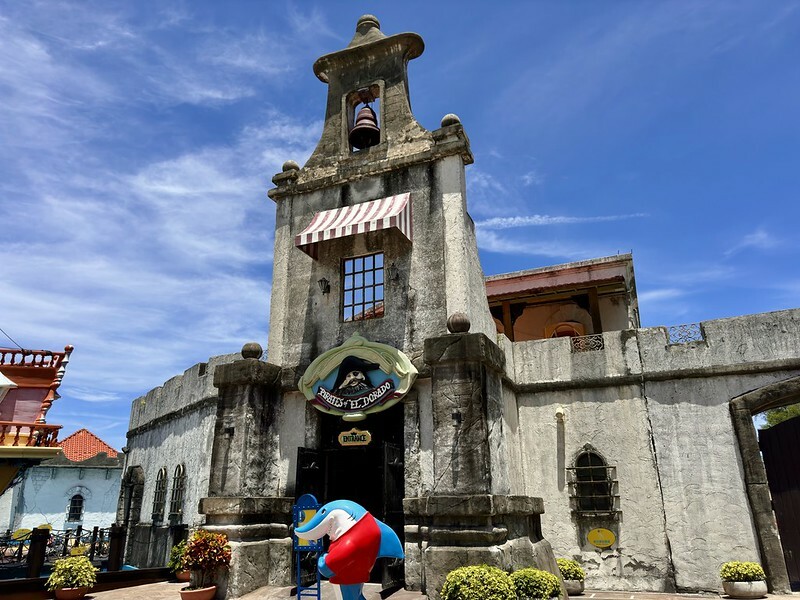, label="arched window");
[67,494,84,522]
[569,448,617,515]
[169,464,186,520]
[152,467,168,523]
[547,321,585,338]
